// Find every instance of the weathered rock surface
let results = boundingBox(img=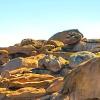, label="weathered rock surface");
[20,38,36,46]
[0,71,63,100]
[62,57,100,100]
[0,57,38,72]
[69,51,96,68]
[46,77,64,93]
[49,29,83,44]
[62,40,100,52]
[0,87,46,100]
[38,54,68,72]
[0,73,56,89]
[0,50,9,65]
[46,40,64,47]
[8,45,37,59]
